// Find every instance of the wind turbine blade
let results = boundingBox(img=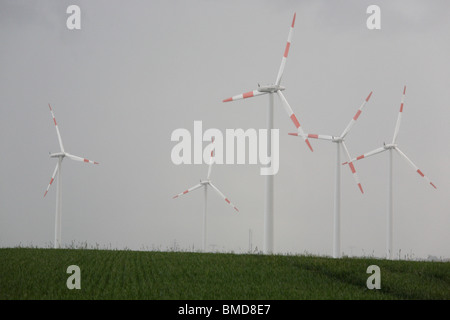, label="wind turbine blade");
[342,146,387,165]
[395,147,437,189]
[392,86,406,144]
[207,159,213,180]
[172,183,204,199]
[48,104,65,152]
[340,91,373,139]
[65,153,99,165]
[341,142,364,194]
[223,90,267,102]
[275,12,296,86]
[207,137,215,180]
[289,133,334,141]
[277,91,313,152]
[209,183,239,212]
[44,162,59,197]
